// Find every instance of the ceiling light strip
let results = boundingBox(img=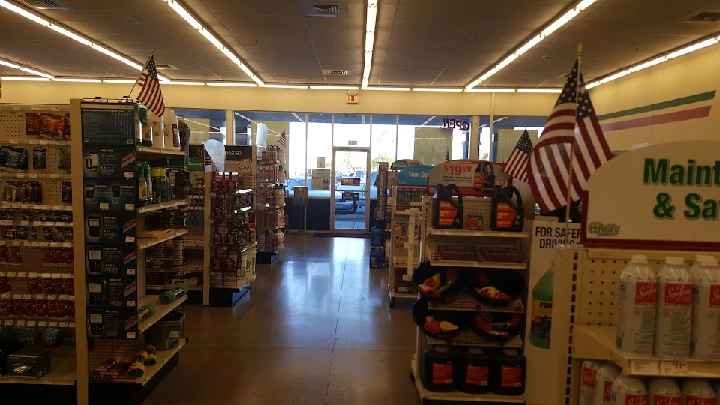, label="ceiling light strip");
[586,35,720,89]
[0,57,52,78]
[363,86,410,91]
[0,76,49,81]
[52,78,102,83]
[516,88,562,93]
[465,88,516,93]
[0,0,163,80]
[103,79,137,84]
[162,81,206,86]
[413,88,464,93]
[310,85,360,90]
[206,82,257,87]
[362,0,378,88]
[164,0,263,86]
[261,84,308,89]
[466,0,597,89]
